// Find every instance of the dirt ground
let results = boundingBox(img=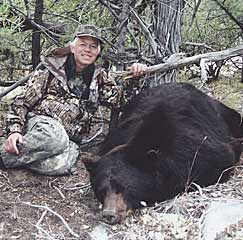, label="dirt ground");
[1,78,243,239]
[1,140,243,240]
[0,140,102,240]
